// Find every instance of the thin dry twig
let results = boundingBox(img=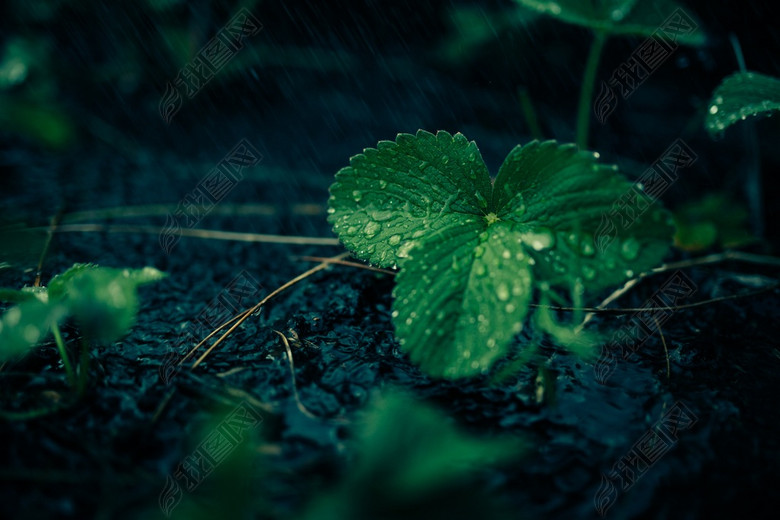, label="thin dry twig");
[653,315,671,380]
[50,223,341,246]
[60,203,326,222]
[294,255,397,275]
[188,253,349,369]
[577,251,780,329]
[34,210,63,287]
[273,330,321,420]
